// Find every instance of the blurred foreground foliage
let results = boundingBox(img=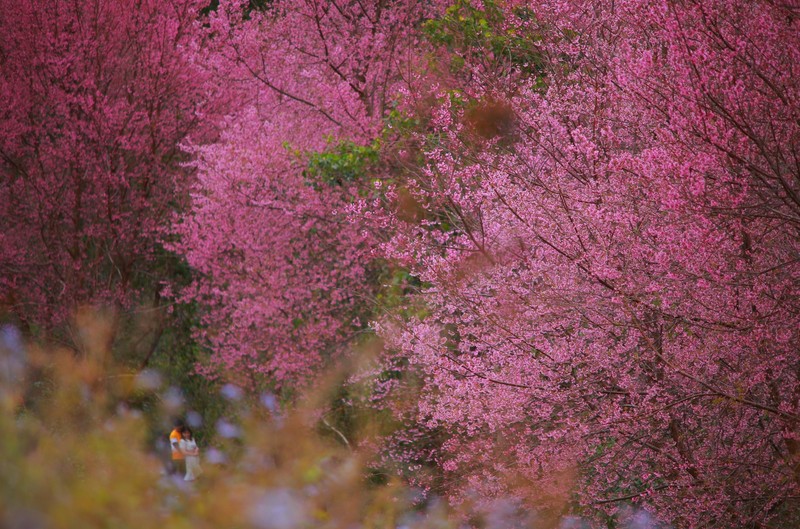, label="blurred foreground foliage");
[0,315,482,529]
